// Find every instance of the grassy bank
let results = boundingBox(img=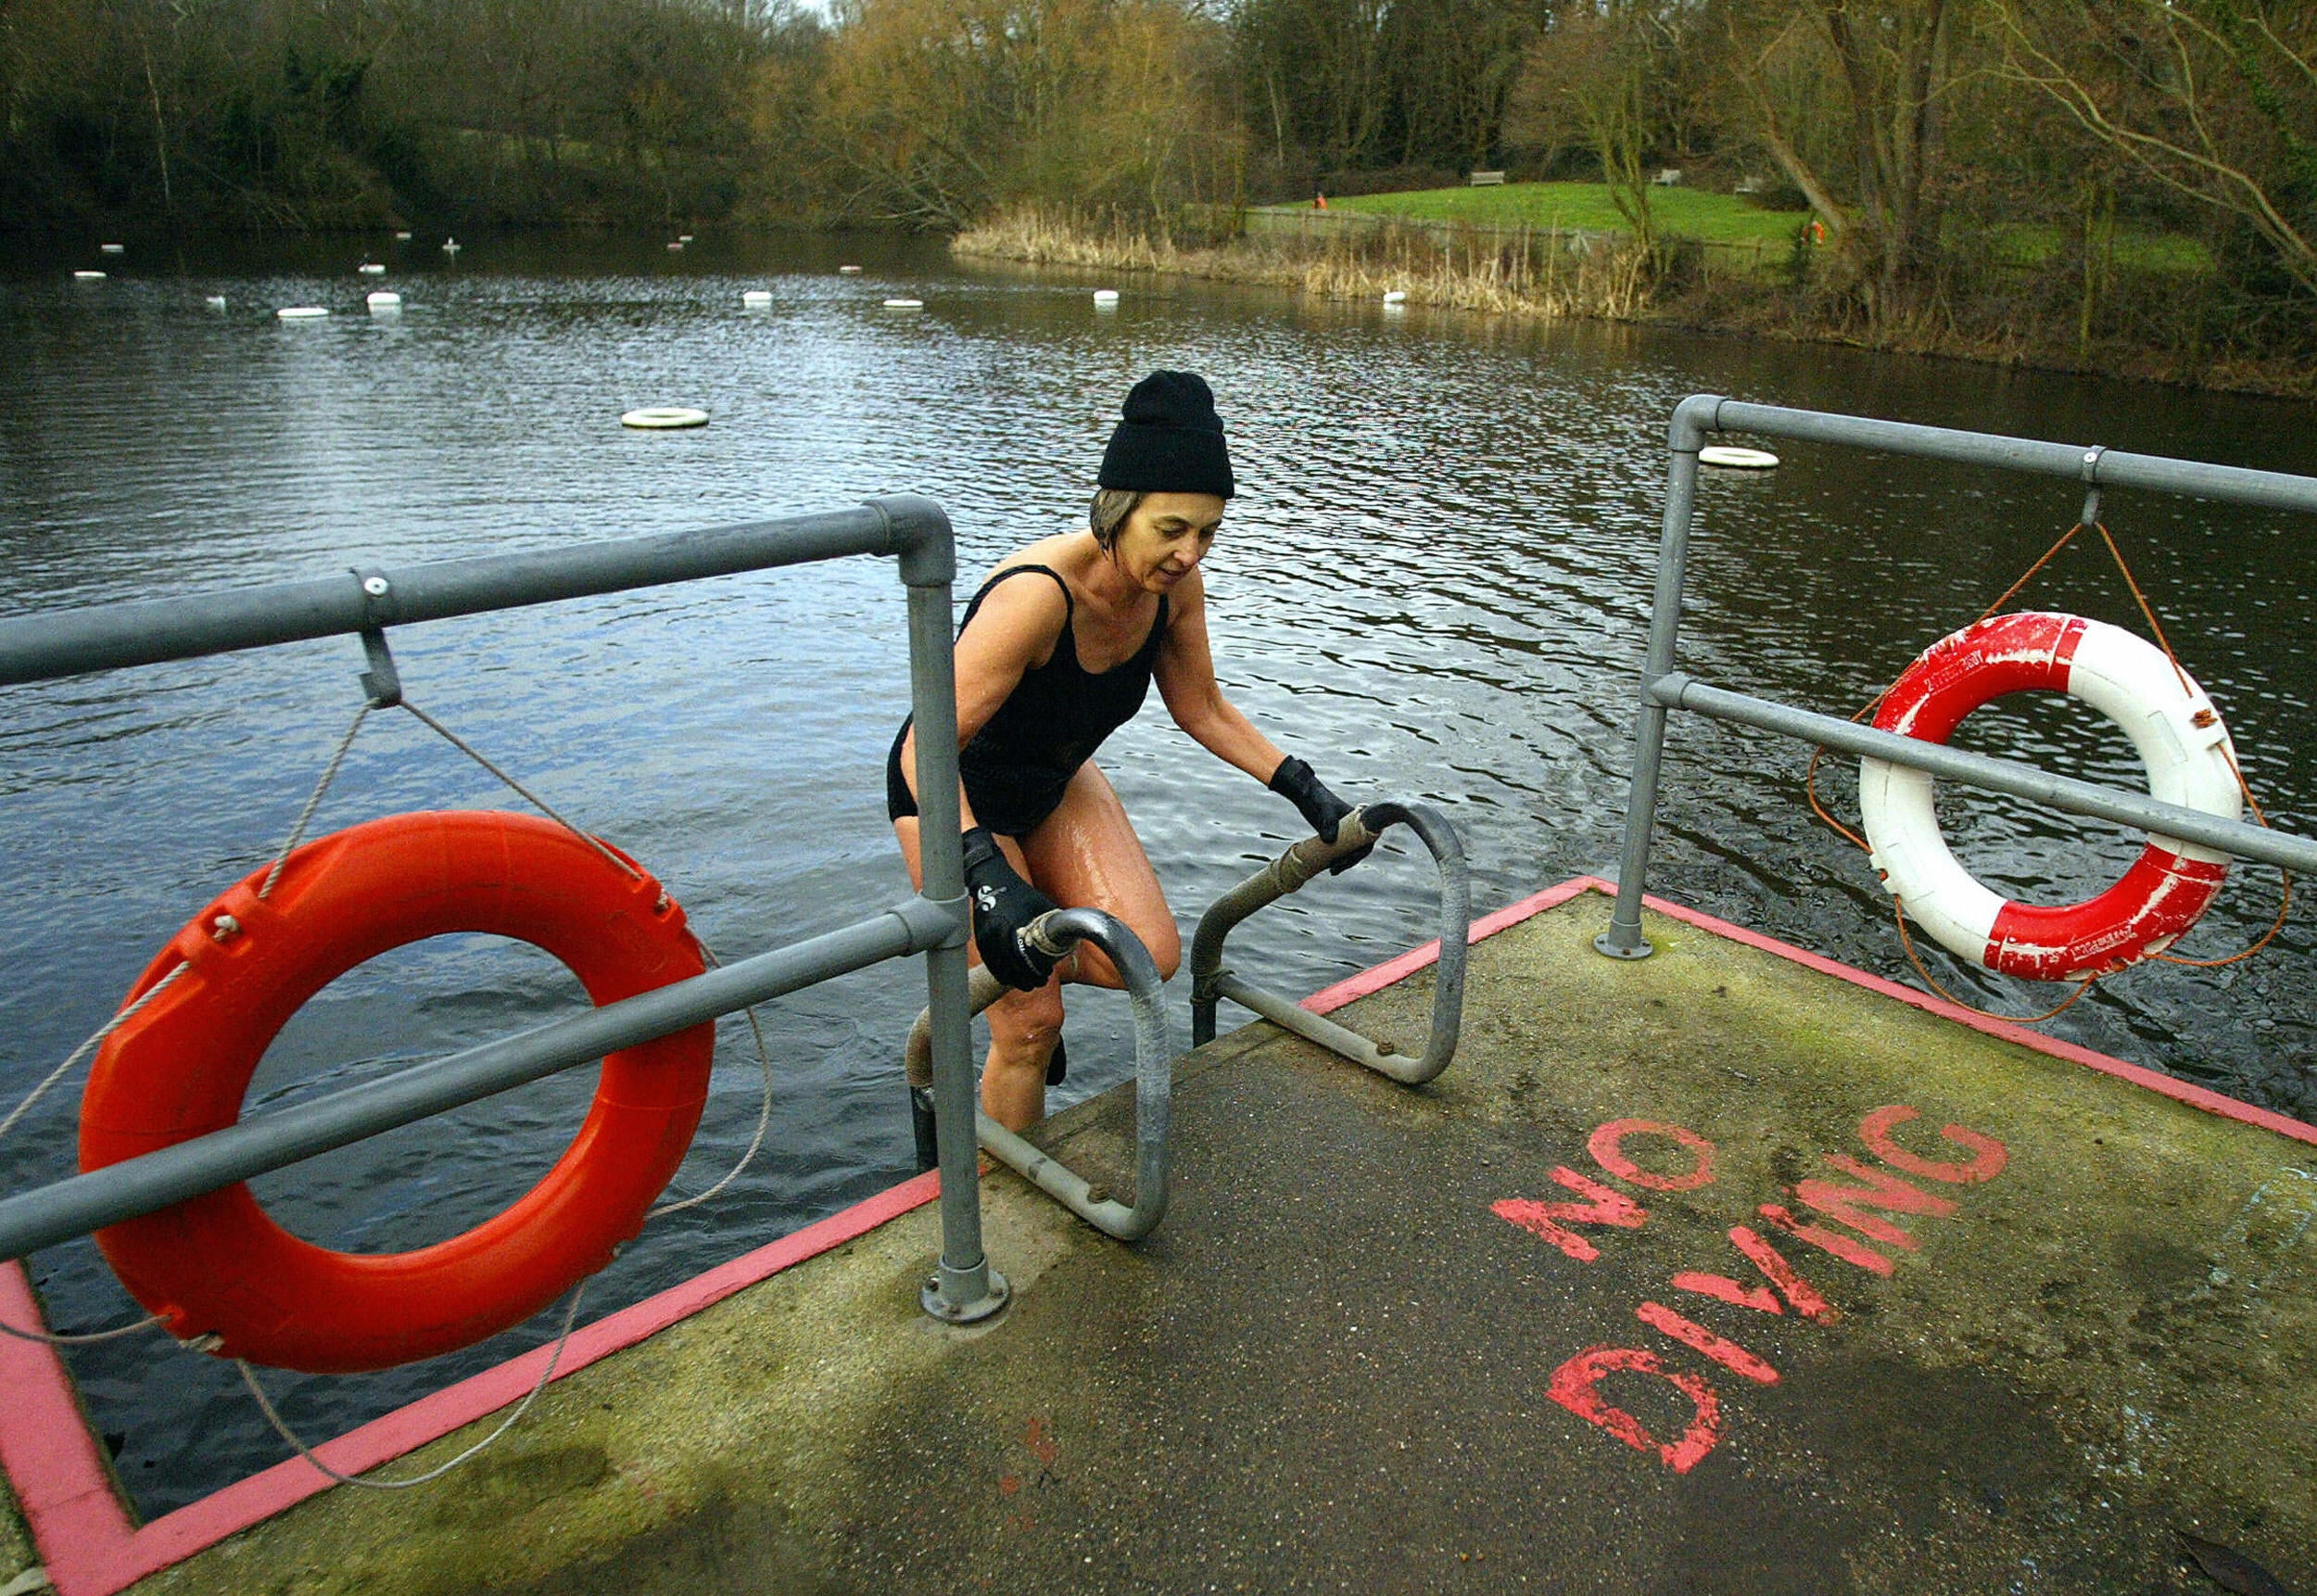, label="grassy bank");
[1328,182,2212,274]
[954,199,2311,399]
